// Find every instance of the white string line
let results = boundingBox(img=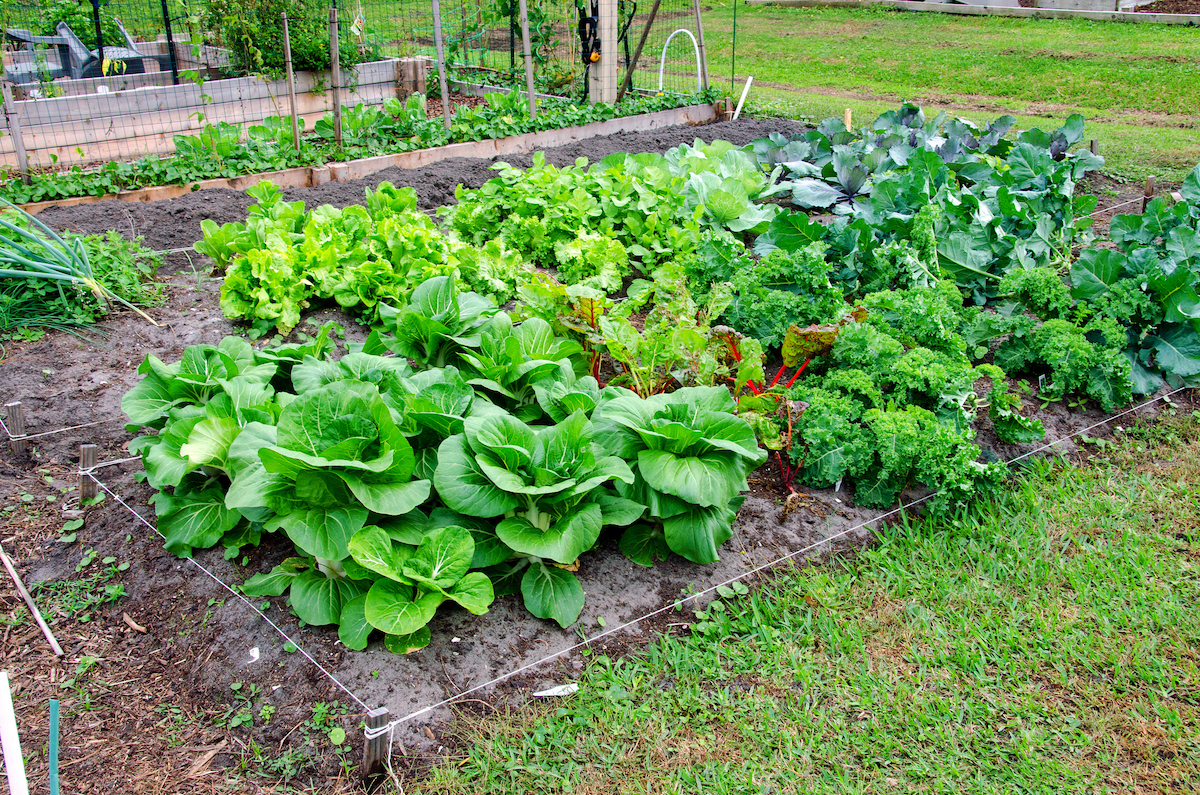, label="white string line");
[81,455,142,472]
[1082,197,1144,220]
[0,416,121,442]
[86,473,370,711]
[363,385,1191,748]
